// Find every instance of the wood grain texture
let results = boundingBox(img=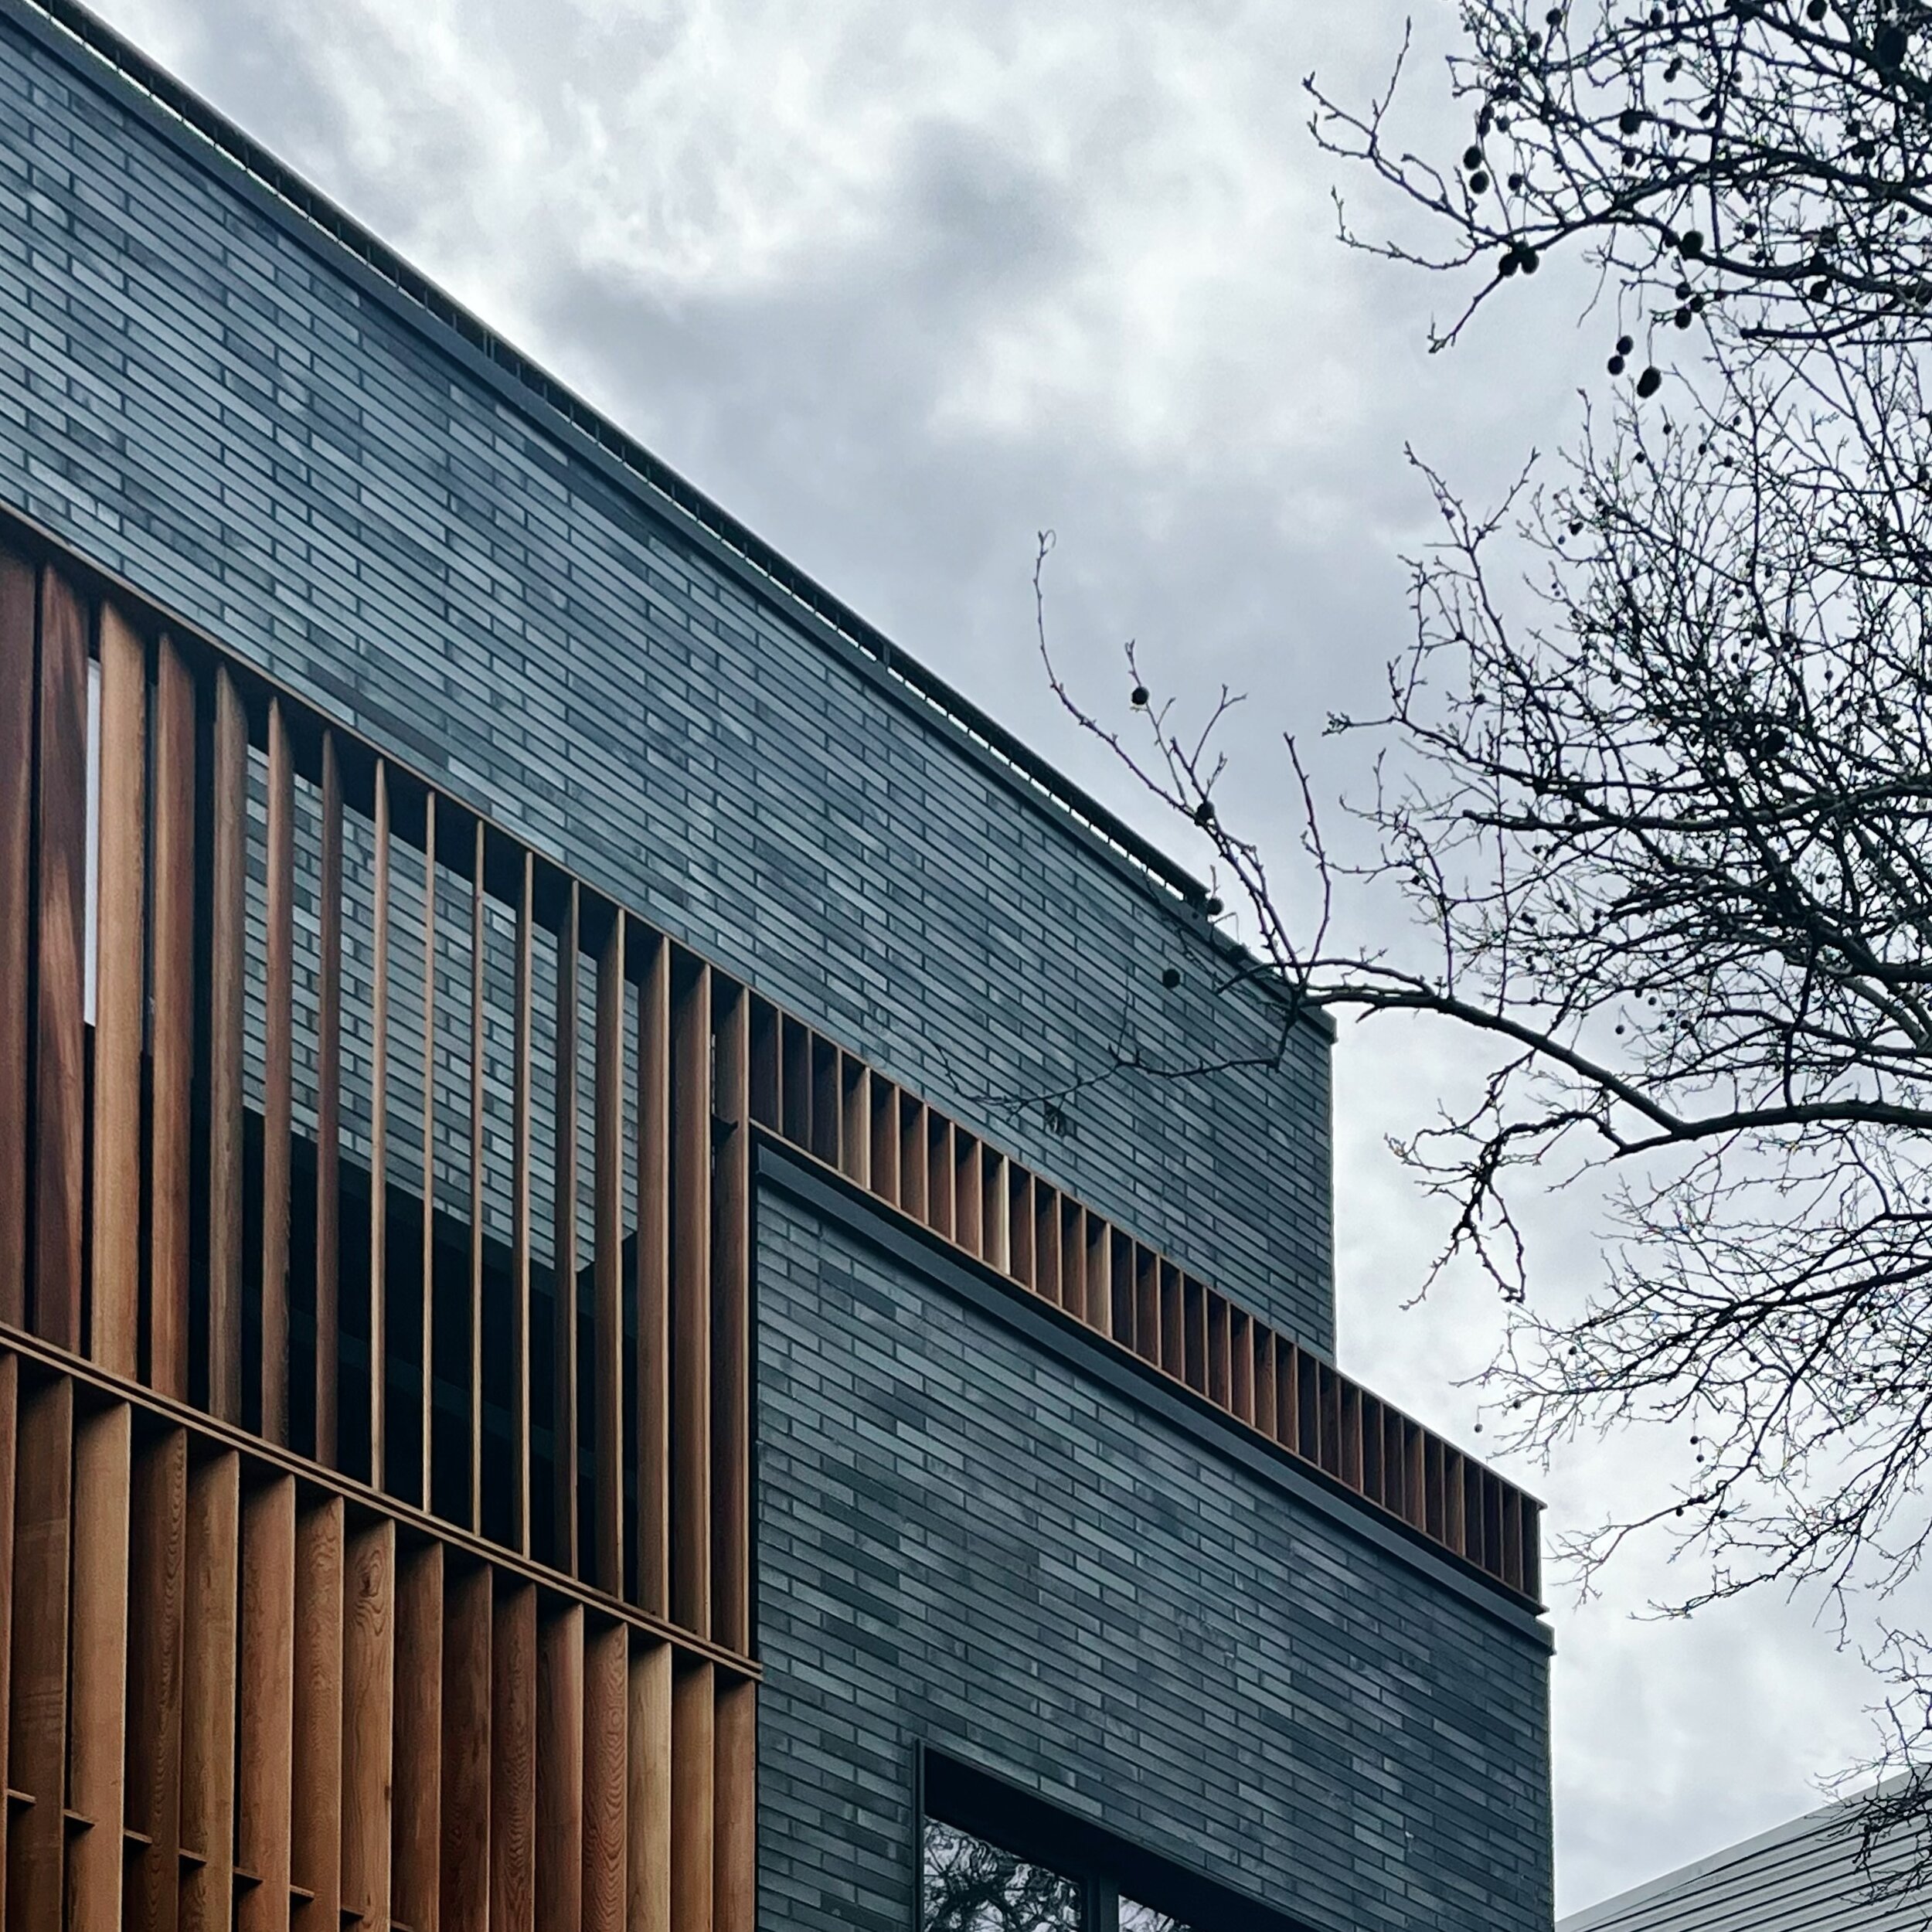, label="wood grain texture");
[869,1076,899,1211]
[419,791,438,1513]
[0,556,32,1331]
[535,1606,584,1932]
[713,1677,757,1932]
[291,1495,345,1929]
[439,1561,491,1932]
[32,570,87,1350]
[342,1517,396,1926]
[510,858,534,1557]
[179,1447,238,1932]
[148,638,196,1401]
[634,927,672,1623]
[489,1583,537,1932]
[582,1622,628,1932]
[593,913,625,1596]
[630,1638,676,1932]
[90,603,145,1377]
[68,1400,131,1932]
[710,985,750,1657]
[369,763,393,1487]
[468,827,486,1532]
[670,958,711,1639]
[392,1539,444,1932]
[262,700,294,1444]
[0,1357,16,1932]
[635,934,671,1619]
[314,733,344,1464]
[552,885,580,1576]
[7,1372,71,1930]
[626,1641,672,1932]
[669,1660,715,1932]
[237,1473,295,1932]
[207,667,248,1422]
